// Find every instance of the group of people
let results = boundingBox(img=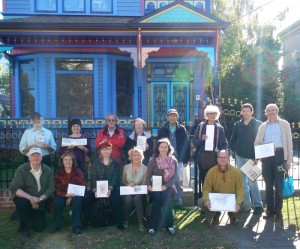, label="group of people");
[11,102,293,237]
[196,103,292,225]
